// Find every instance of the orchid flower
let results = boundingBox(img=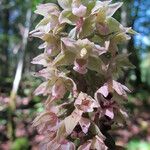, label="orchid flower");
[34,67,77,100]
[32,111,59,134]
[95,80,131,99]
[53,38,106,74]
